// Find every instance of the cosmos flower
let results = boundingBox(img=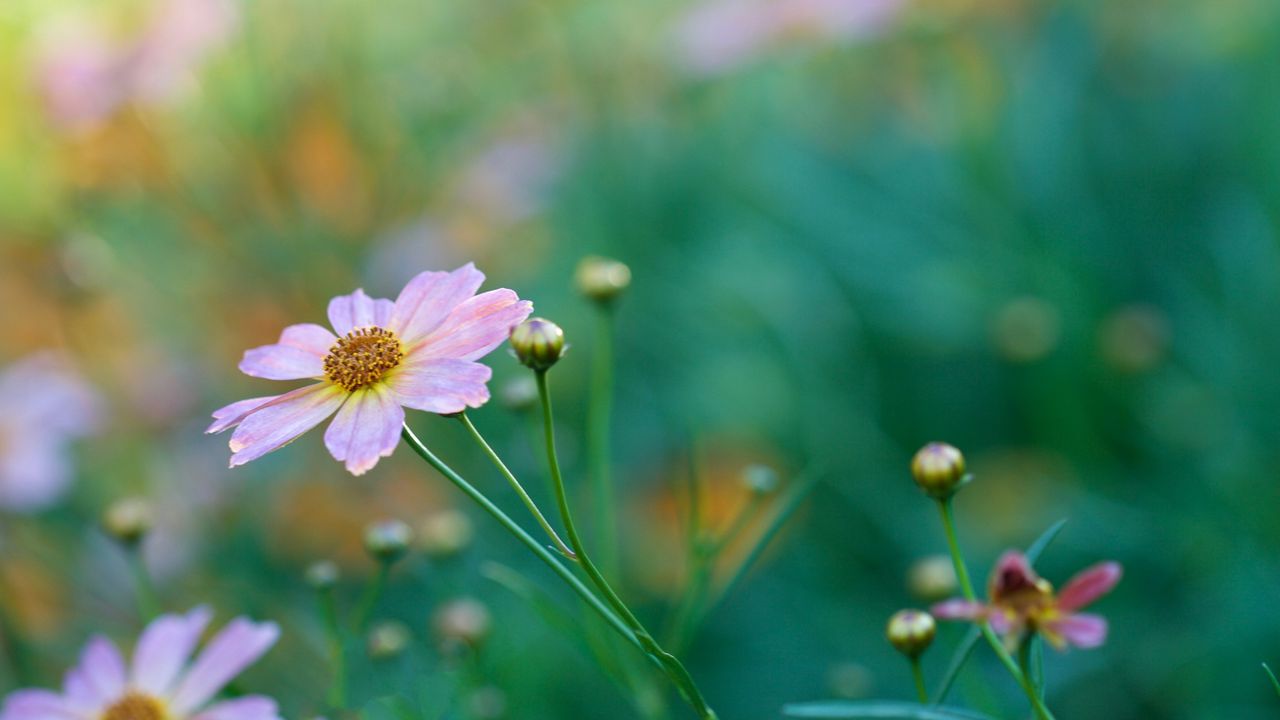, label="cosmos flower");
[208,264,532,475]
[0,353,102,512]
[0,607,280,720]
[932,550,1122,650]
